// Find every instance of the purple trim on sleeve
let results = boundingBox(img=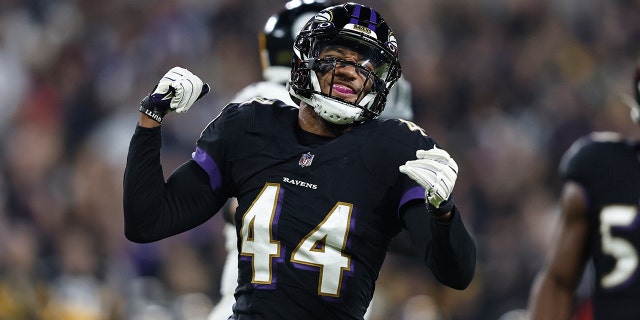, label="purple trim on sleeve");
[192,146,222,191]
[398,186,425,219]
